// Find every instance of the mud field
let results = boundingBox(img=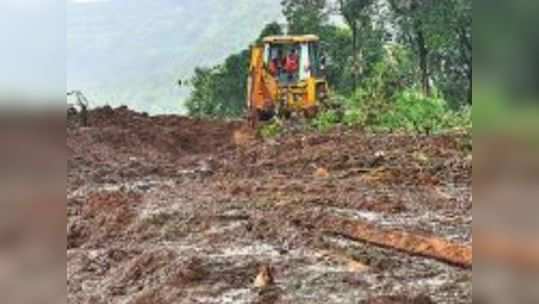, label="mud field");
[67,106,472,304]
